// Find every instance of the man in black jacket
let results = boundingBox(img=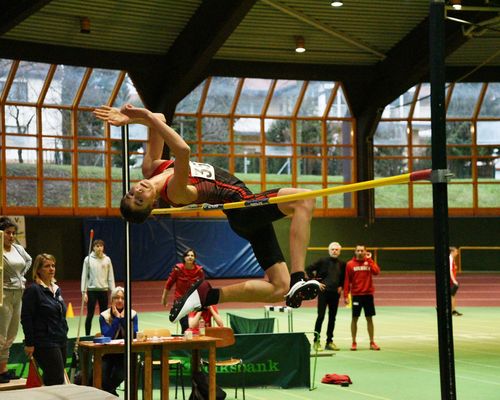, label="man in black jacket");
[306,242,346,351]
